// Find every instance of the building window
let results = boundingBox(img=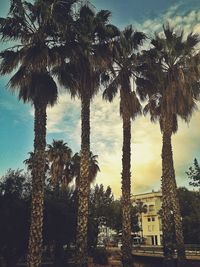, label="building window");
[149,205,154,212]
[152,225,155,231]
[152,217,155,221]
[148,225,151,232]
[147,217,151,222]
